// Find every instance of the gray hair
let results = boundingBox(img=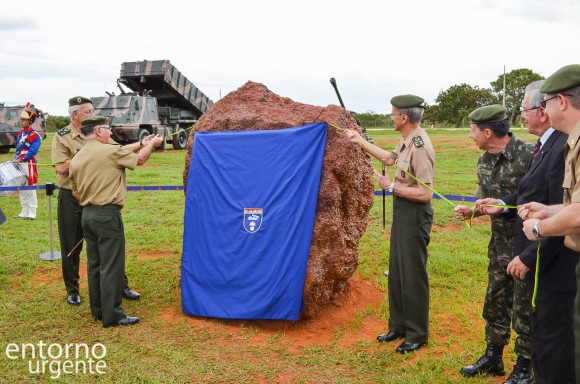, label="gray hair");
[567,85,580,109]
[398,106,424,124]
[525,80,545,109]
[68,105,80,118]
